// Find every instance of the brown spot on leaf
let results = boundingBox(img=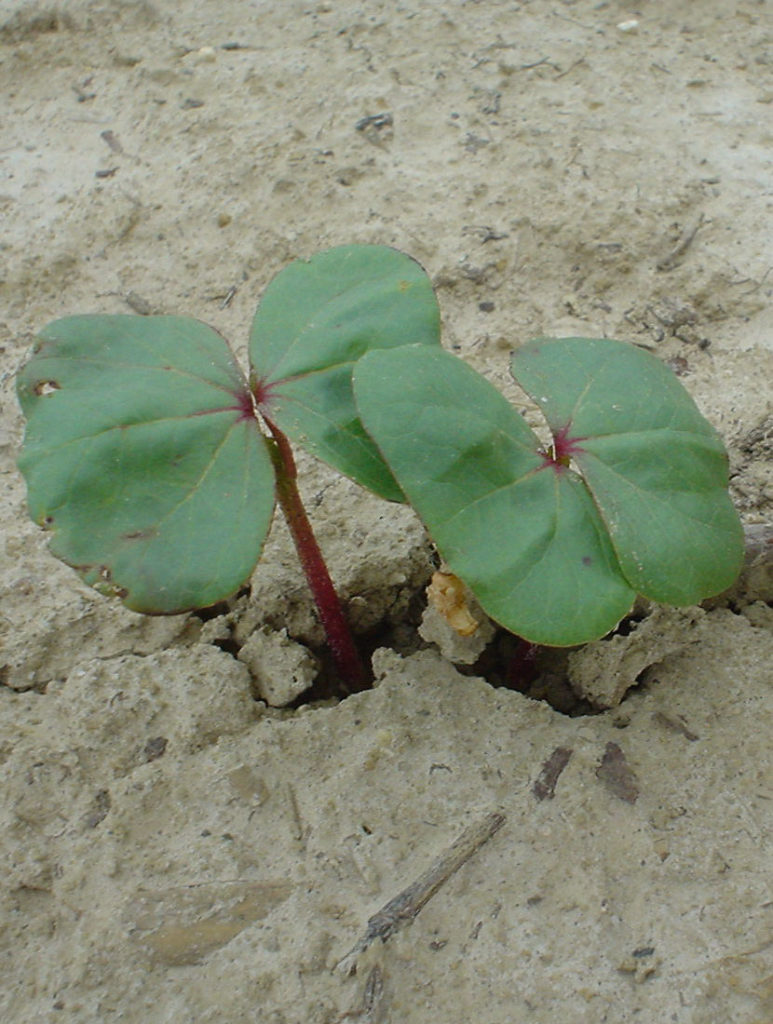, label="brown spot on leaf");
[122,528,159,541]
[91,566,129,600]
